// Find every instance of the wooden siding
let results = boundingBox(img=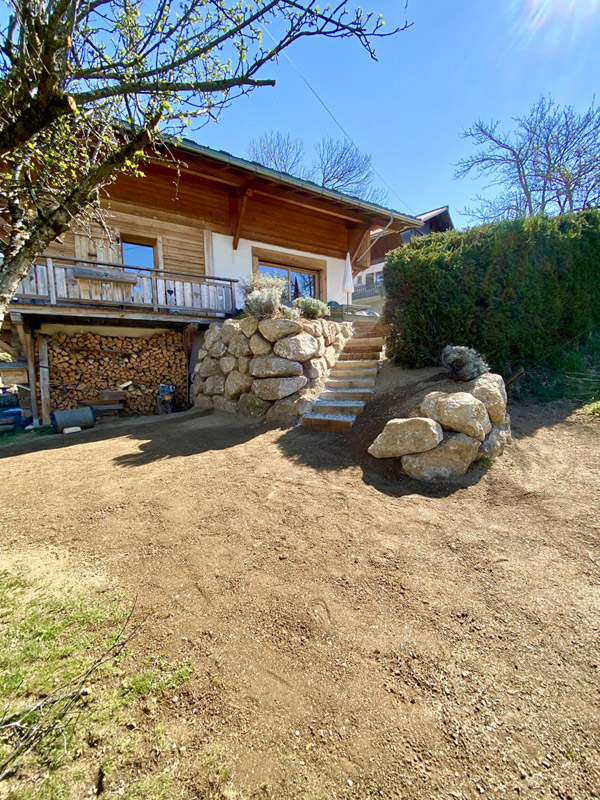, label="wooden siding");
[107,161,358,261]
